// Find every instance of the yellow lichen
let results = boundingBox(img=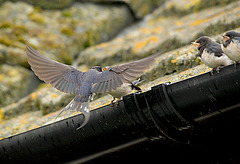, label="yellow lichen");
[30,92,38,101]
[133,36,159,54]
[51,93,58,98]
[171,51,180,64]
[190,17,211,26]
[190,11,226,26]
[175,21,184,26]
[0,108,4,121]
[19,114,29,125]
[152,27,163,34]
[139,28,152,35]
[97,42,109,48]
[8,69,18,77]
[0,74,5,82]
